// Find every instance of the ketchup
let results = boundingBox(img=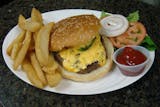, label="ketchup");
[116,47,146,66]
